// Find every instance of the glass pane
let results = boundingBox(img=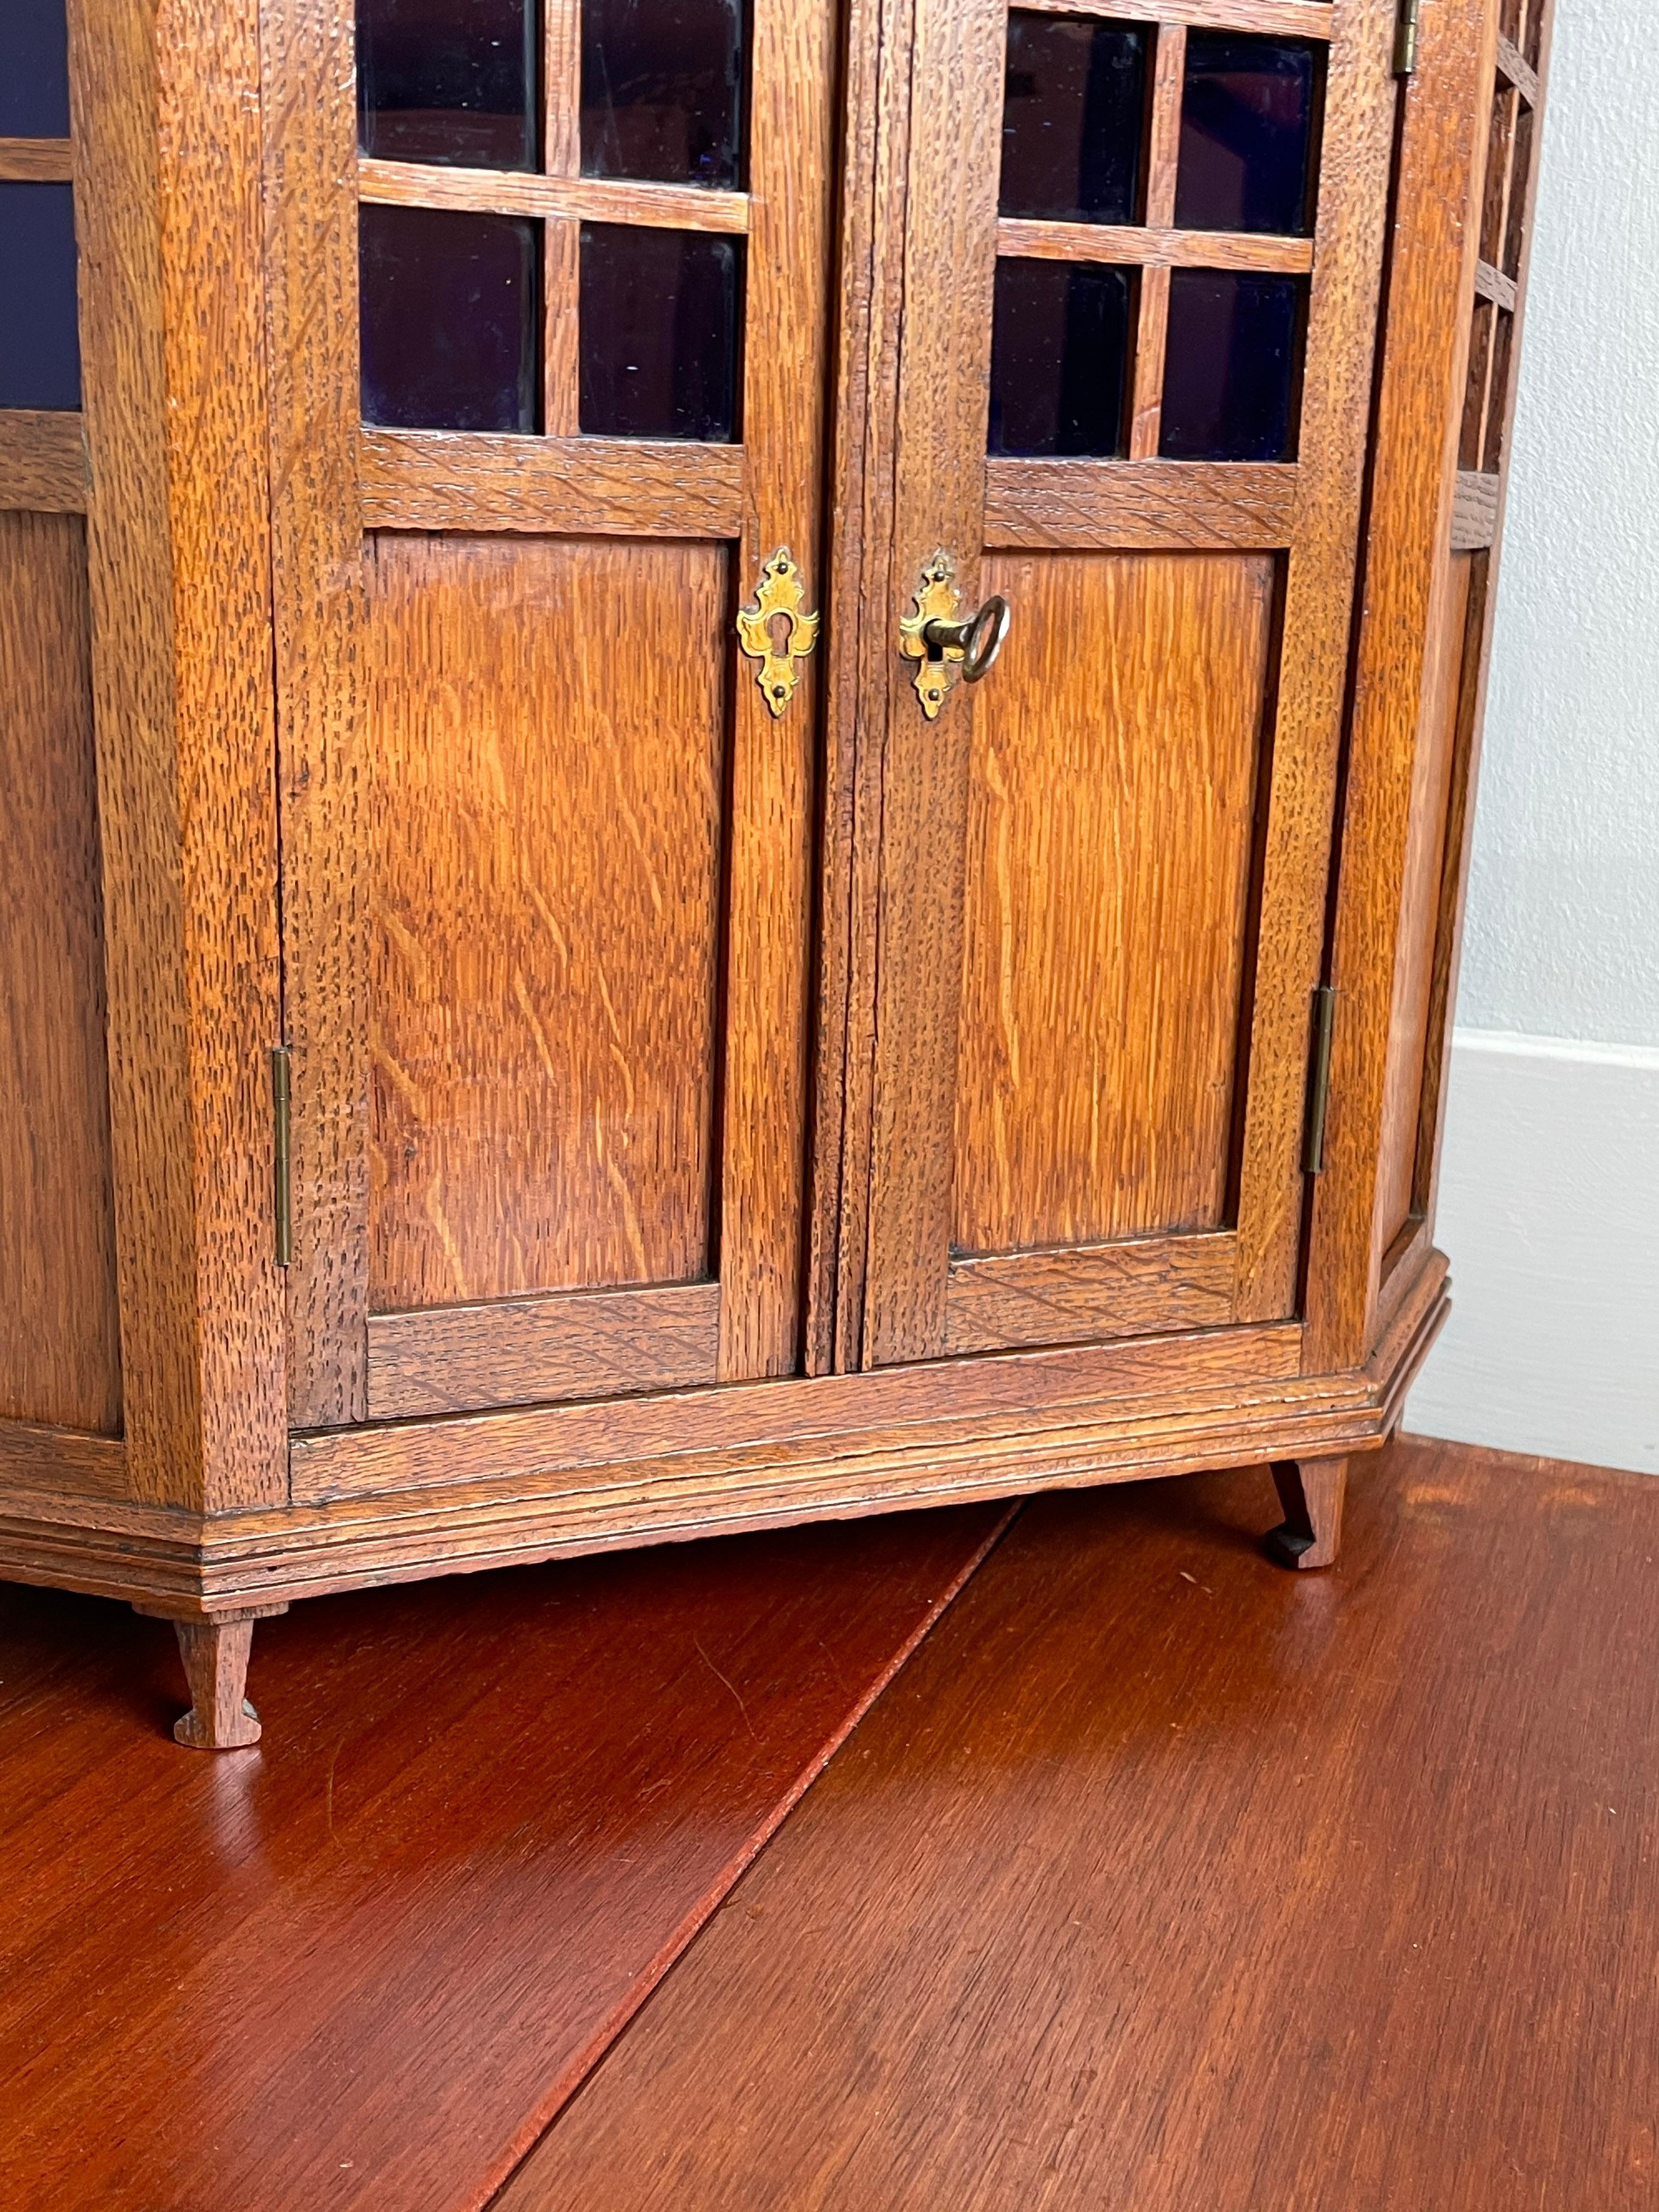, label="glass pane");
[1175,34,1322,237]
[1459,297,1492,471]
[582,0,747,190]
[1504,103,1533,278]
[360,203,540,432]
[988,258,1134,458]
[579,225,742,440]
[1479,87,1515,267]
[0,0,71,138]
[1160,269,1305,462]
[0,183,81,410]
[1482,309,1513,473]
[999,14,1149,225]
[357,0,537,171]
